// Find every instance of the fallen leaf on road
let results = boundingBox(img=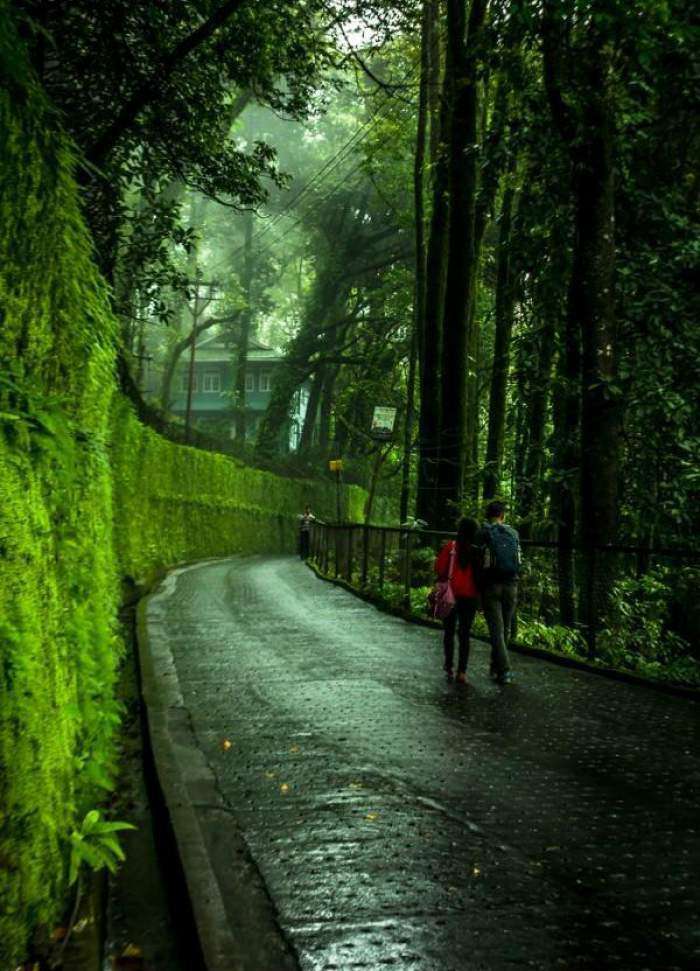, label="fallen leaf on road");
[280,783,290,794]
[220,739,233,751]
[365,812,379,821]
